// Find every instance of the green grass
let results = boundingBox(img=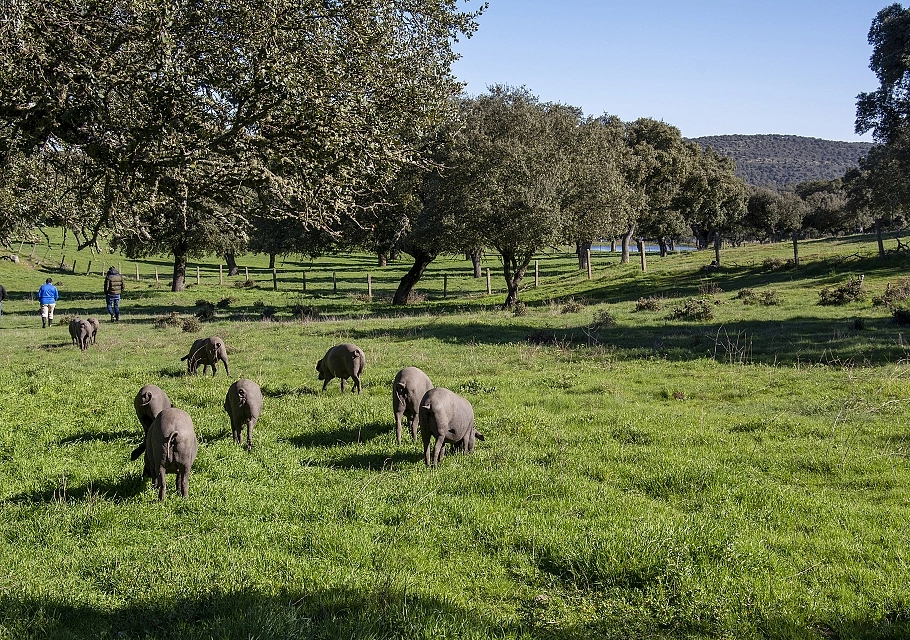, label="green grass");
[1,232,910,638]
